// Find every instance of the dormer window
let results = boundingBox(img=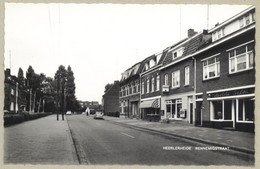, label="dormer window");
[171,47,184,60]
